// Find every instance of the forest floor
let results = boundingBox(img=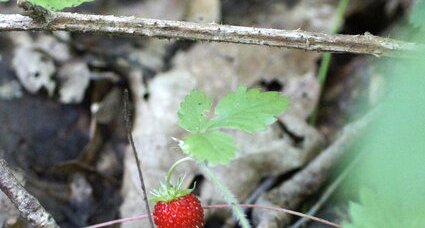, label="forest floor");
[0,0,413,227]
